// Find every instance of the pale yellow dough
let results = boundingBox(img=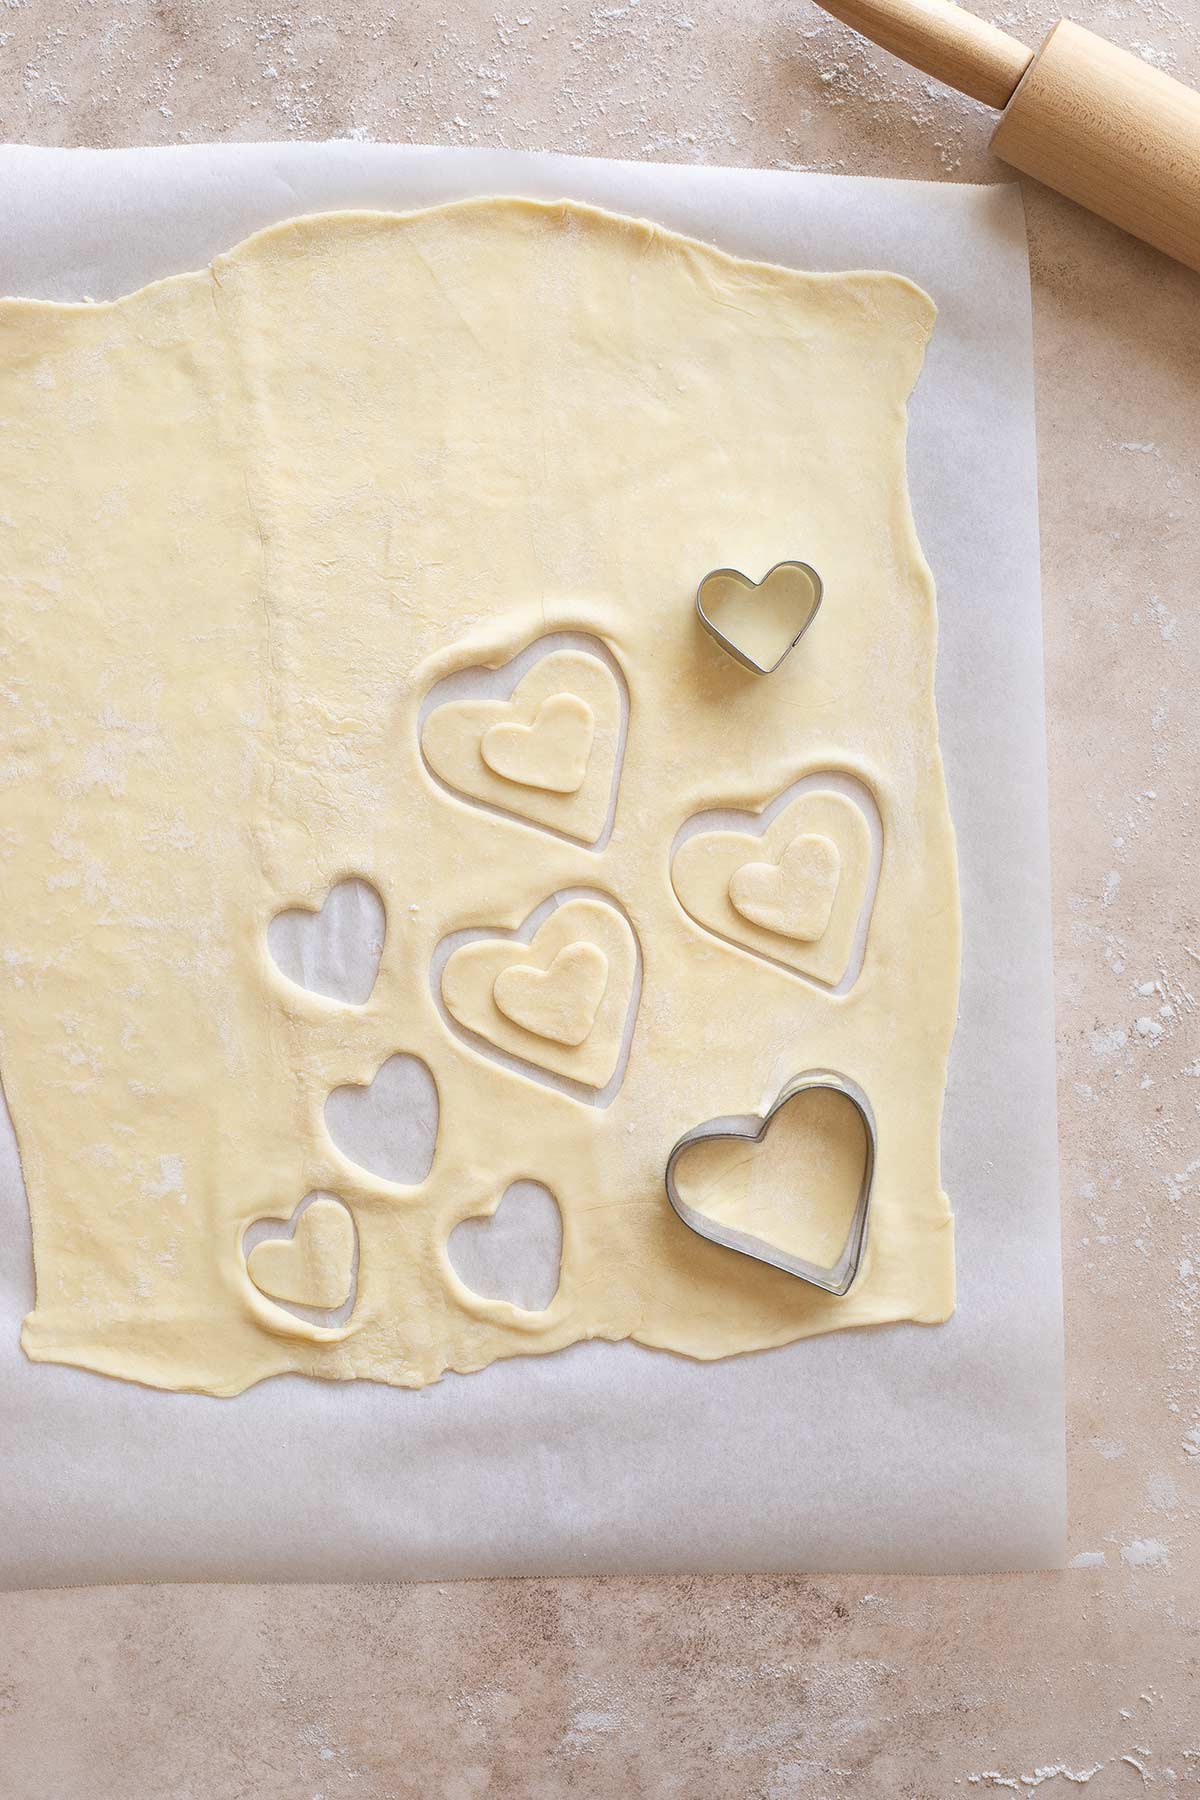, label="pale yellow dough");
[493,942,610,1047]
[0,199,958,1395]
